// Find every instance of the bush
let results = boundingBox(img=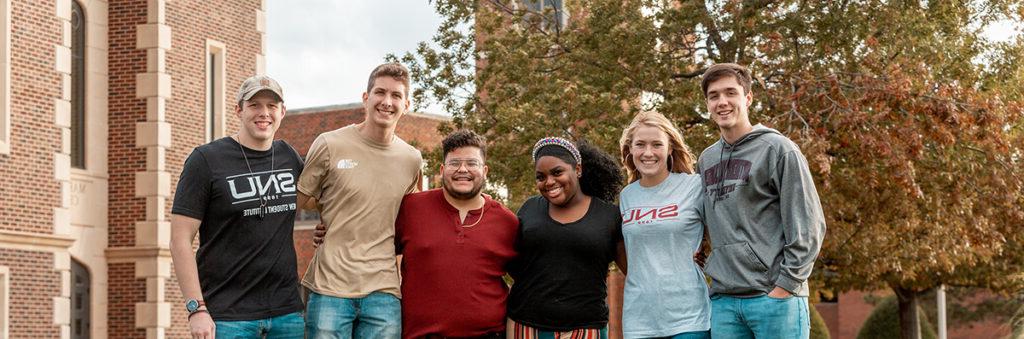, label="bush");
[810,304,831,339]
[1012,304,1024,339]
[856,295,937,339]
